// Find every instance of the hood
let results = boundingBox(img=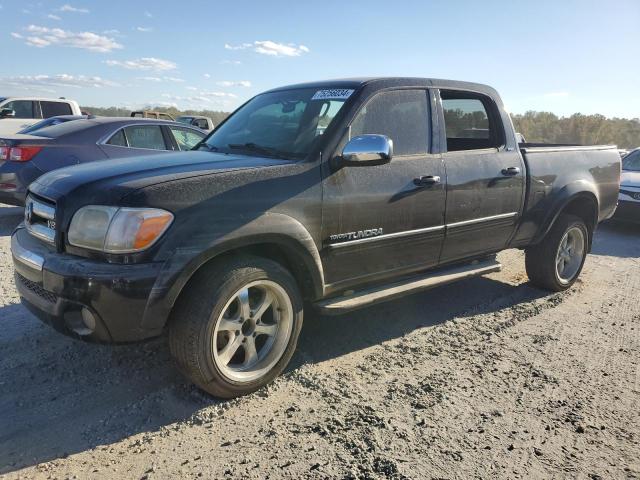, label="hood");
[29,151,290,206]
[621,170,640,188]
